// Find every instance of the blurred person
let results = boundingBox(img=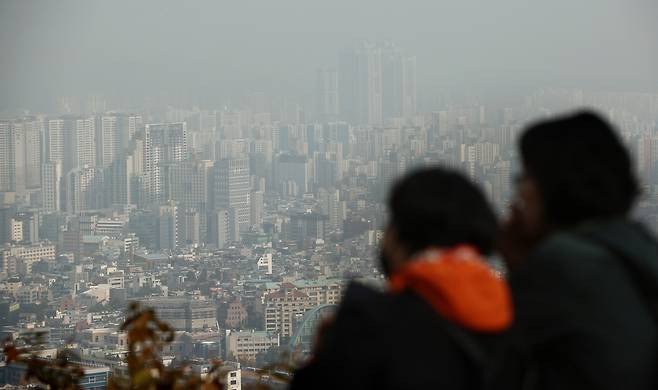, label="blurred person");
[290,167,512,390]
[493,111,658,390]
